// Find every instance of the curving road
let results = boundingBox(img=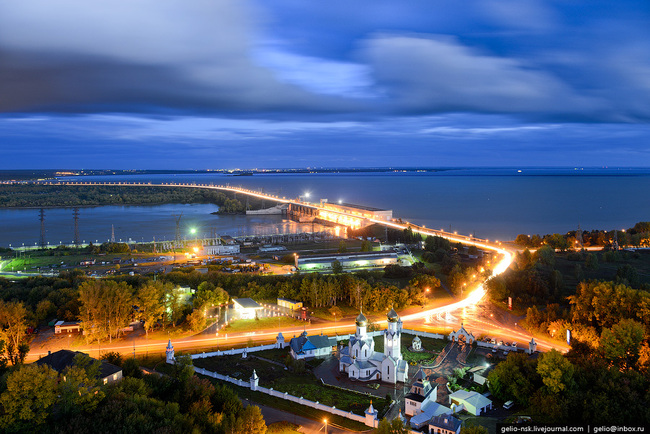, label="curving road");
[20,180,568,361]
